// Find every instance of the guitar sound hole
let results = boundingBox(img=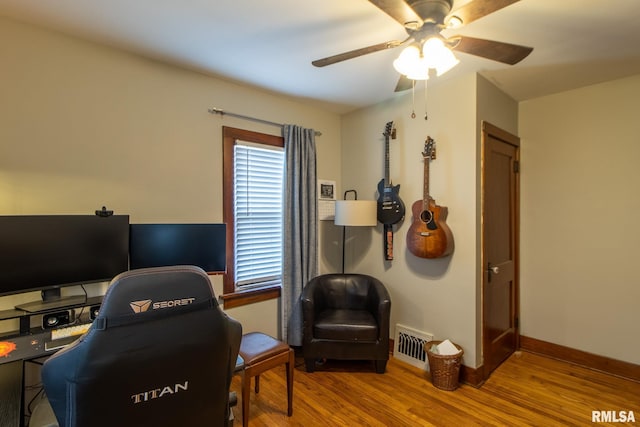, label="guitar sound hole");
[420,210,433,224]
